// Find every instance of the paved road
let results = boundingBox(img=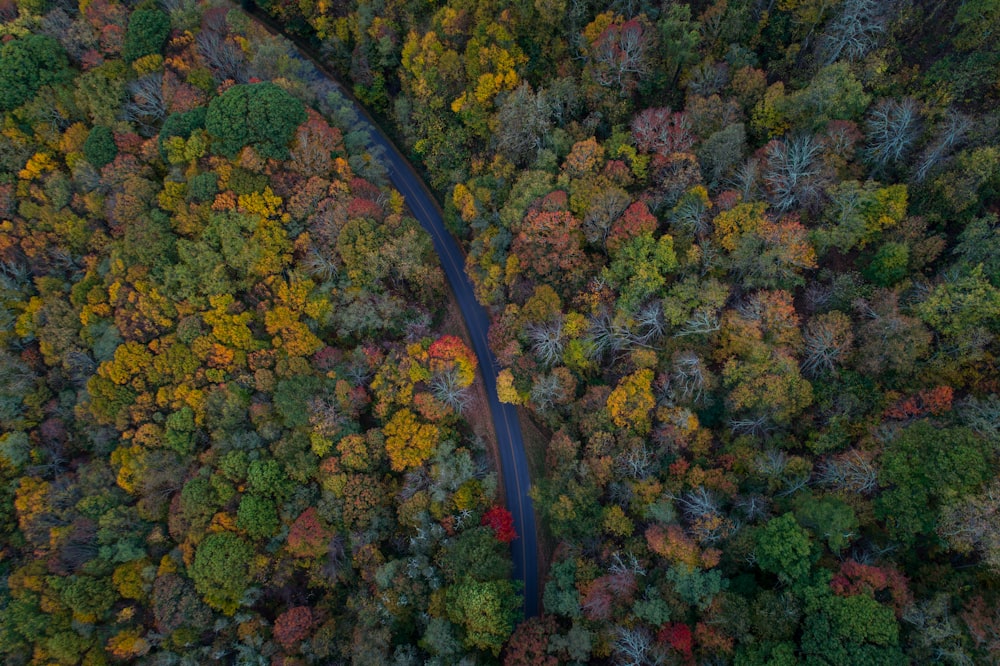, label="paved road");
[244,7,540,619]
